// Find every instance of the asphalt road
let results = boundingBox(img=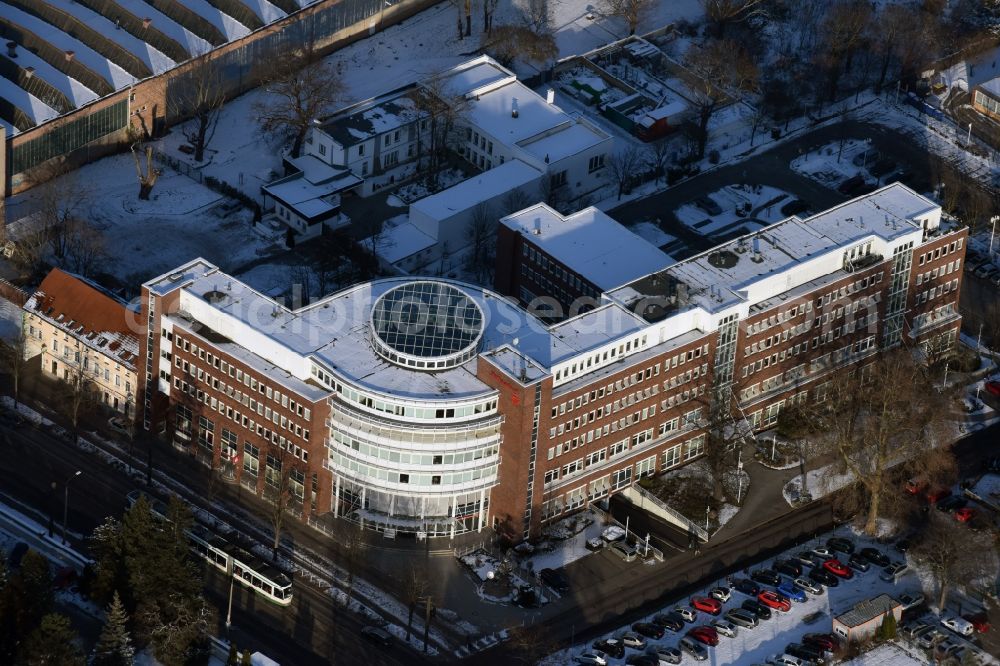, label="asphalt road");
[0,419,425,666]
